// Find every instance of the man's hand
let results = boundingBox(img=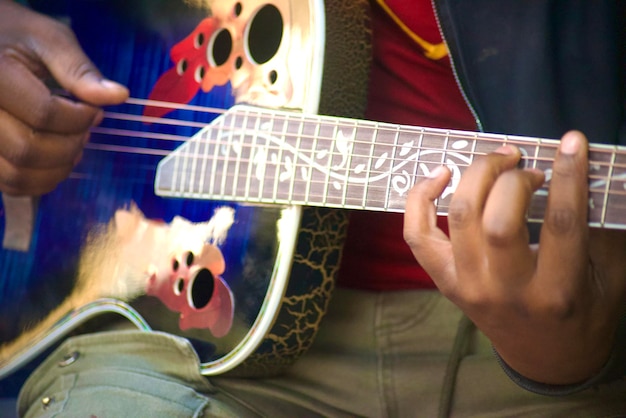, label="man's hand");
[0,0,128,196]
[404,130,626,385]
